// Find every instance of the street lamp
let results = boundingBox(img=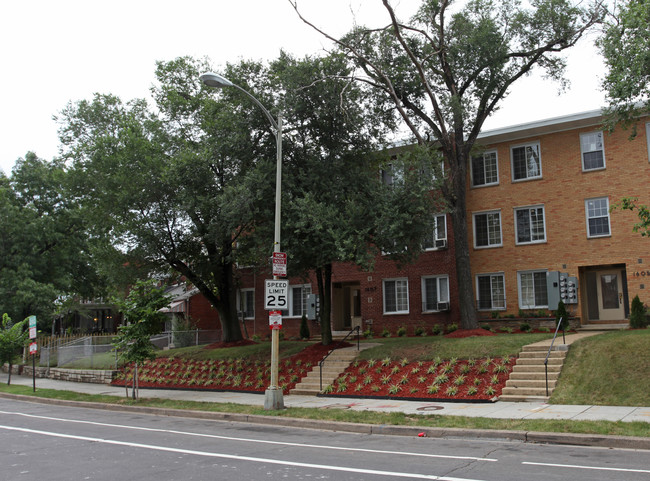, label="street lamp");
[200,72,284,410]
